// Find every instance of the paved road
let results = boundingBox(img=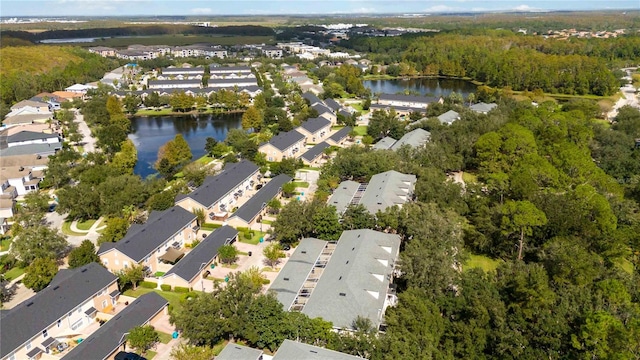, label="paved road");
[74,110,97,153]
[295,169,319,200]
[608,68,640,120]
